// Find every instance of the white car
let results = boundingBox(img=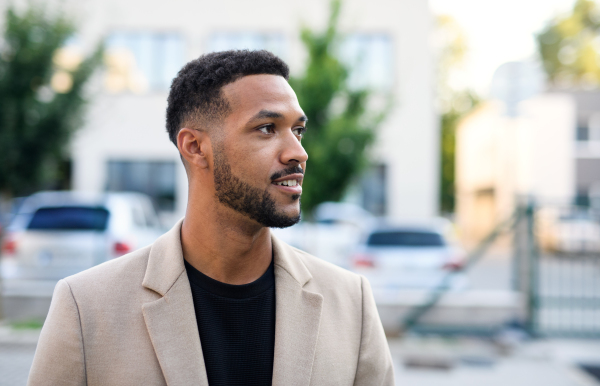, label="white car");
[1,191,165,282]
[537,209,600,254]
[271,202,376,268]
[350,223,467,300]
